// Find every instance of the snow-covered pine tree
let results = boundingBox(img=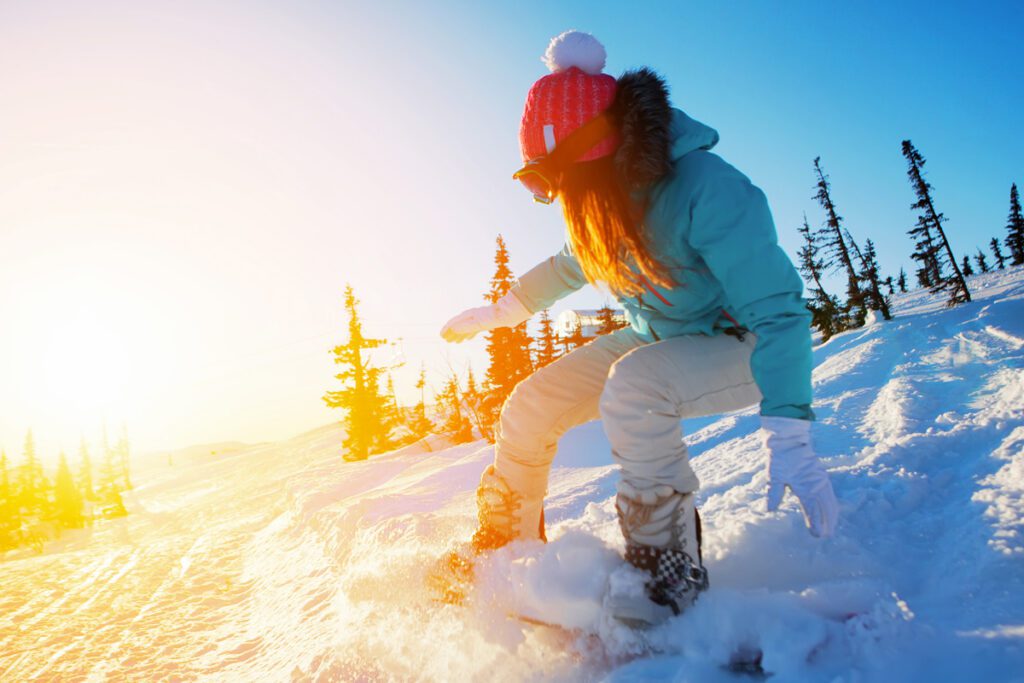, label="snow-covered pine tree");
[901,140,970,305]
[323,285,393,461]
[1005,183,1024,265]
[483,235,534,426]
[813,157,866,326]
[54,452,85,529]
[797,213,845,340]
[990,237,1007,270]
[961,255,974,277]
[534,309,560,368]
